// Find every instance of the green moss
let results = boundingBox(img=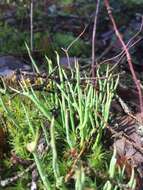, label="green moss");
[58,0,74,5]
[53,32,90,56]
[123,0,143,5]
